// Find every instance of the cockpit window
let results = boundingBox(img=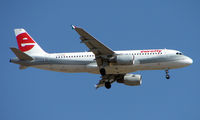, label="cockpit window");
[176,52,183,55]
